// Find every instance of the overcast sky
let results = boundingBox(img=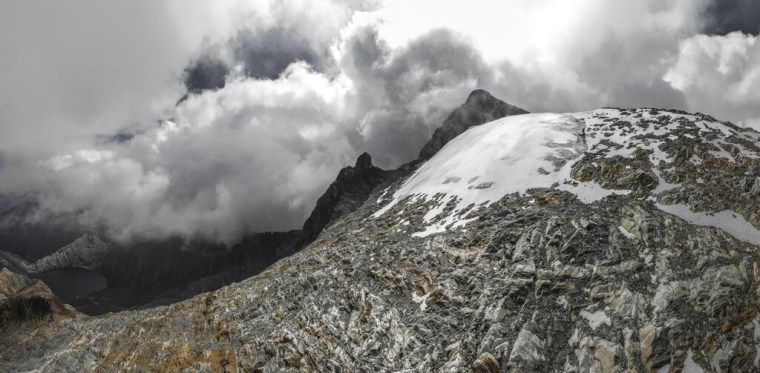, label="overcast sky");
[1,0,759,243]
